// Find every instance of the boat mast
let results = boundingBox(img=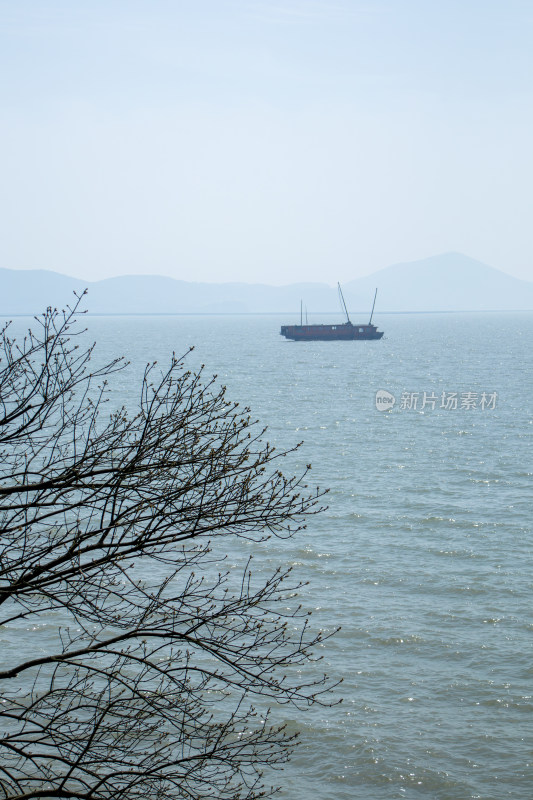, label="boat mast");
[300,300,303,326]
[338,282,351,324]
[369,288,378,325]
